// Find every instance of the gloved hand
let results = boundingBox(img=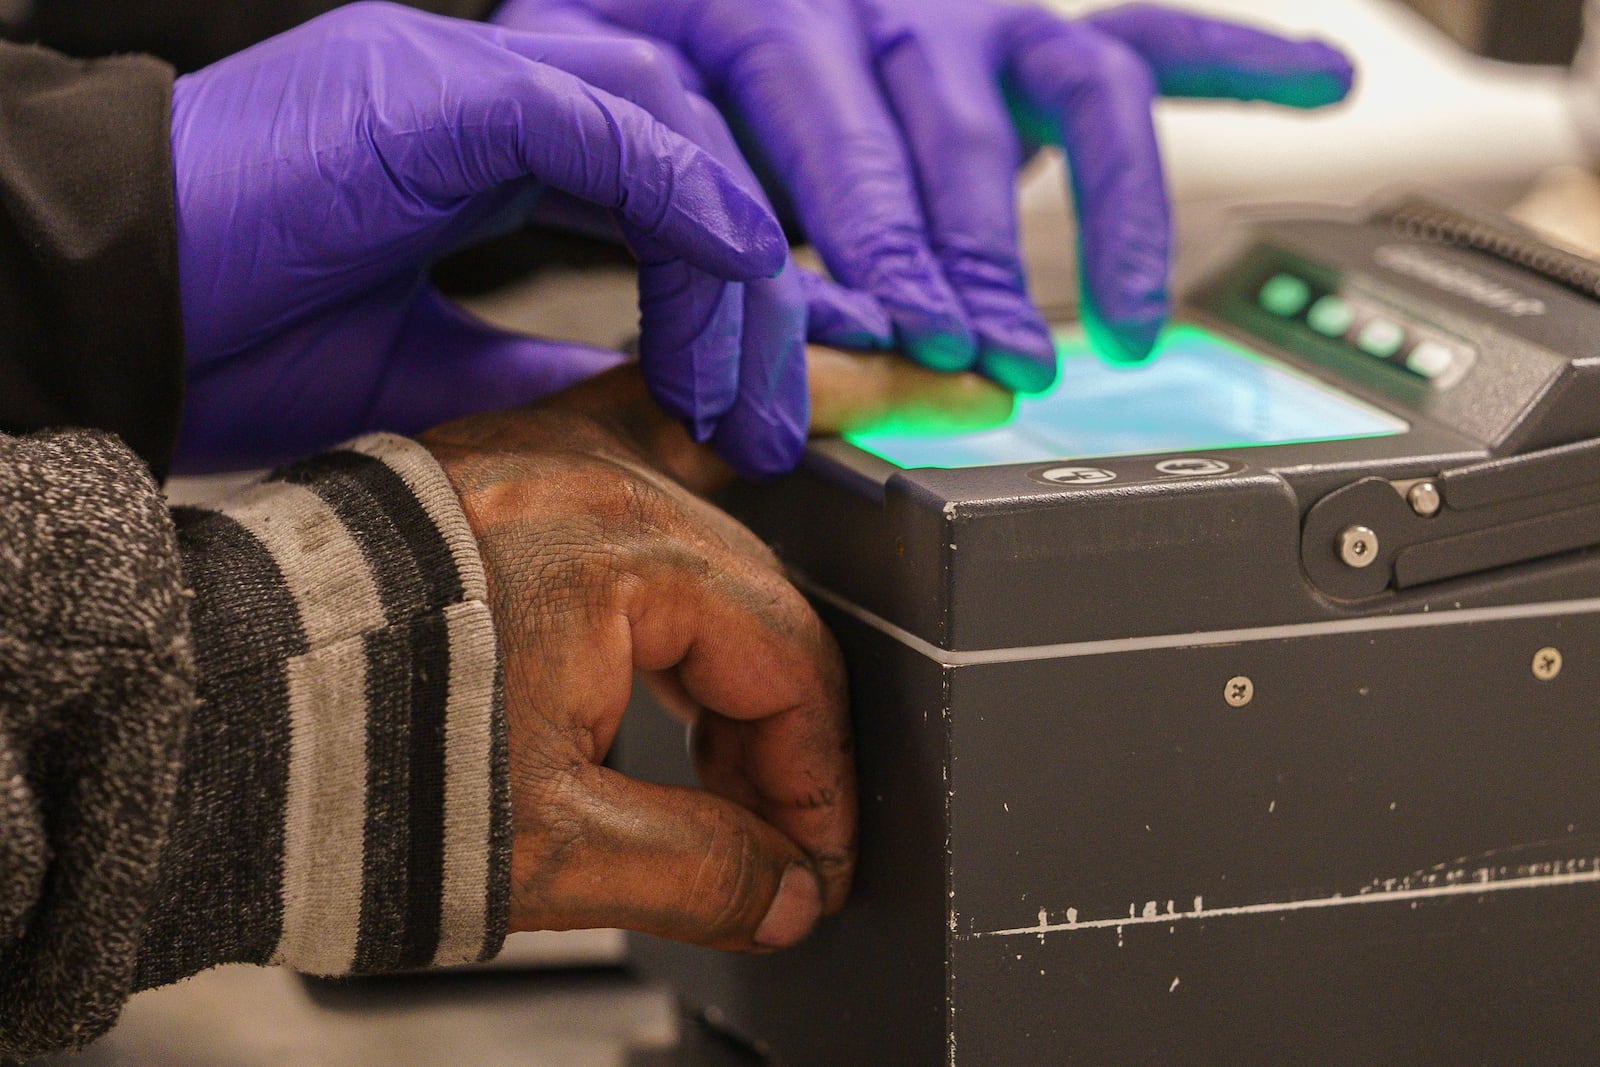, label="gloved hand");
[170,2,811,477]
[492,34,890,475]
[492,0,1354,392]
